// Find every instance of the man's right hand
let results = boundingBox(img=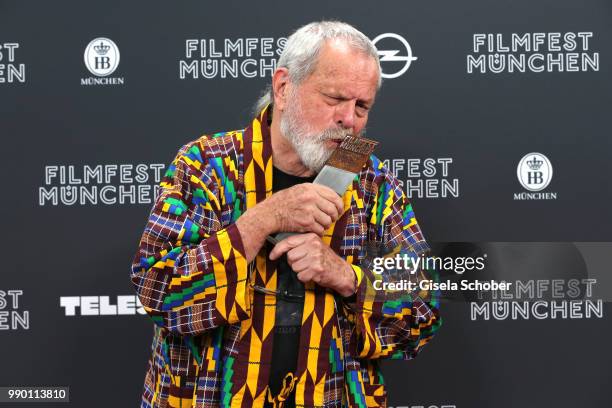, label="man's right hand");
[265,183,345,236]
[235,183,344,262]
